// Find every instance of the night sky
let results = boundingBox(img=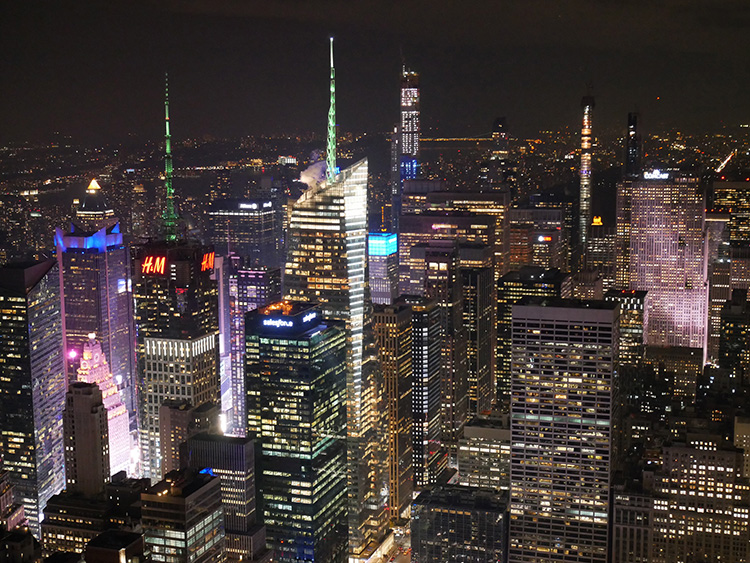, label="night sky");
[3,0,750,144]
